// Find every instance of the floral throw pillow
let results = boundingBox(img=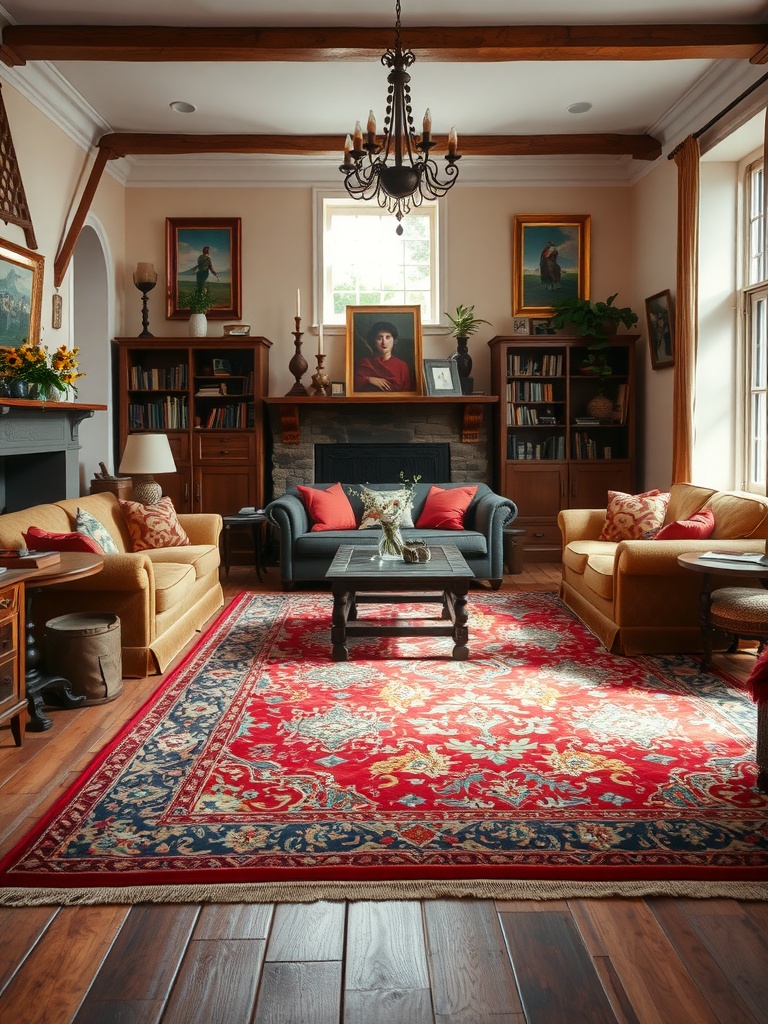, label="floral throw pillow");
[358,487,415,529]
[75,508,119,554]
[118,496,191,551]
[598,489,671,542]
